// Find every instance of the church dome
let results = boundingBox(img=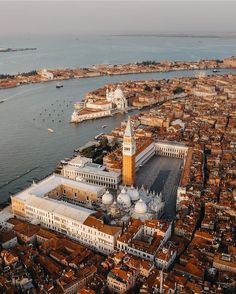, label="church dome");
[102,190,113,205]
[117,188,131,207]
[127,186,140,201]
[114,87,124,99]
[135,199,147,214]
